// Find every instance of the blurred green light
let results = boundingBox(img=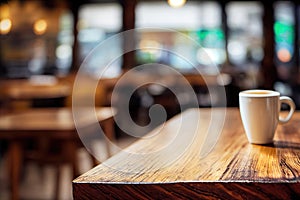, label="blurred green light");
[274,21,294,44]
